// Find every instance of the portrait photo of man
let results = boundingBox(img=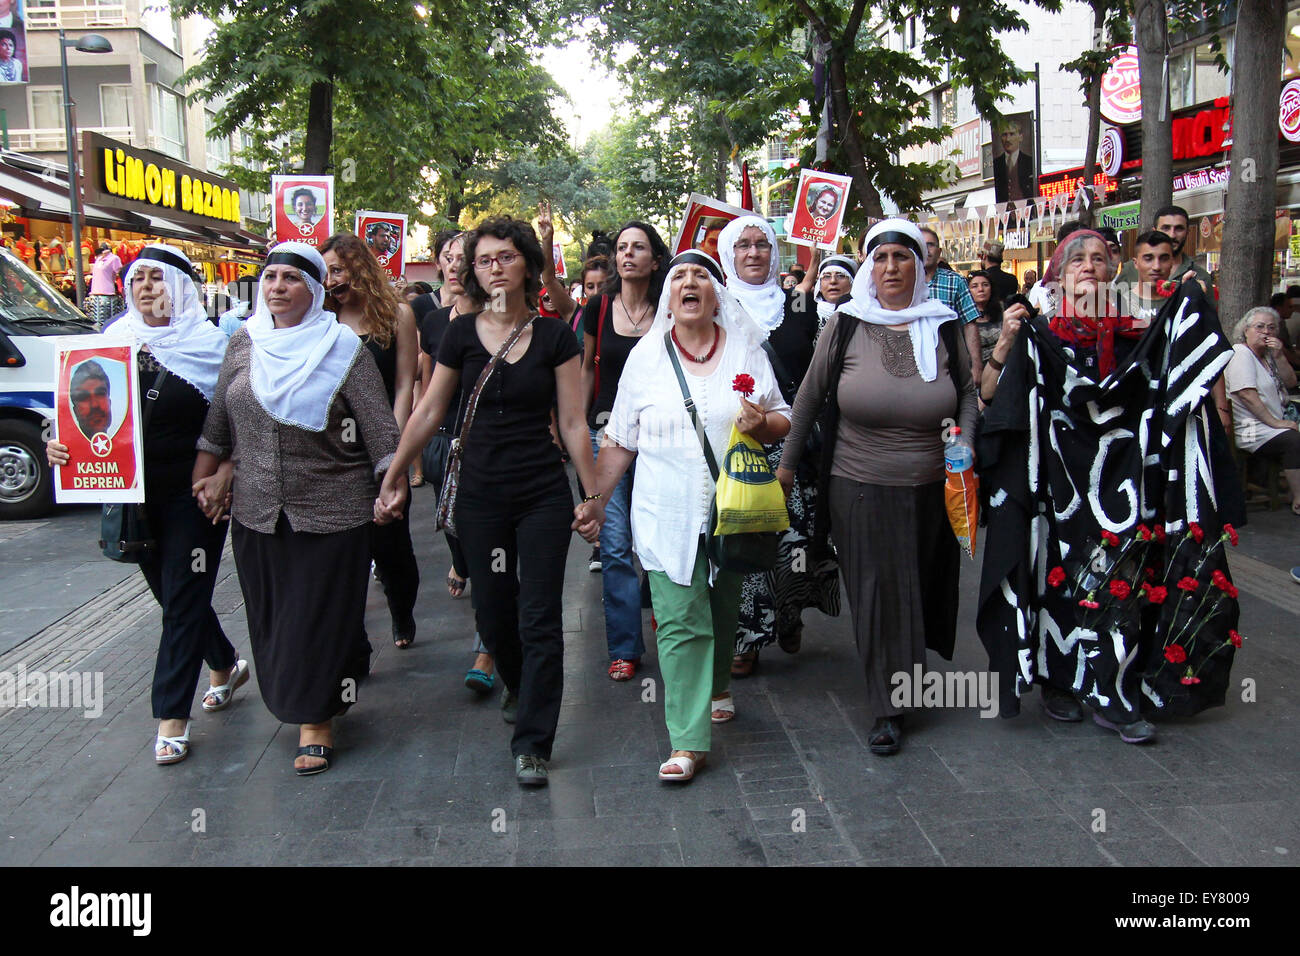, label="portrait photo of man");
[69,360,112,441]
[992,114,1036,205]
[365,221,397,257]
